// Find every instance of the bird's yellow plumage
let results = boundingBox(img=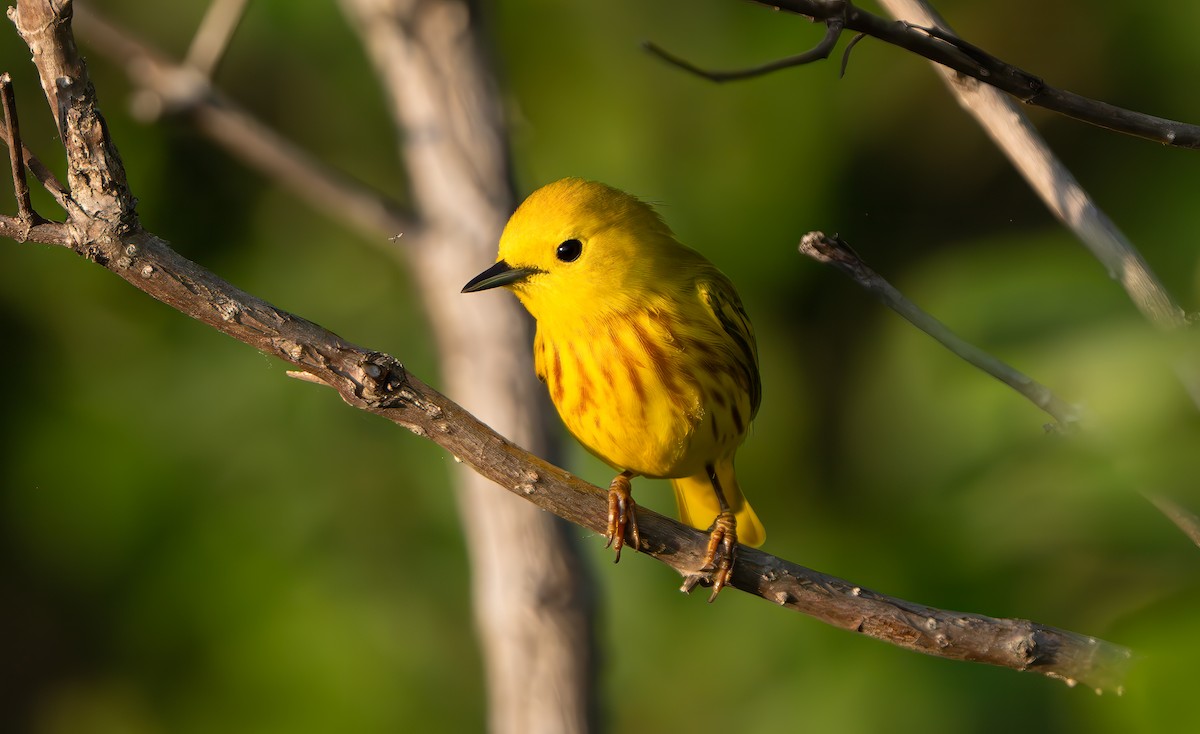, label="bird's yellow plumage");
[463,178,763,596]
